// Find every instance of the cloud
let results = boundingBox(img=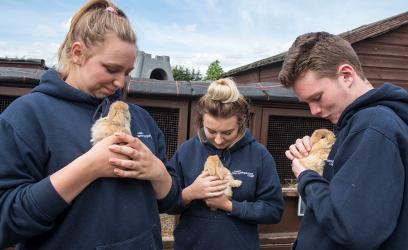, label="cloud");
[4,0,404,73]
[282,40,294,51]
[33,24,58,37]
[60,18,72,32]
[0,41,7,50]
[251,42,272,57]
[184,24,197,32]
[1,40,60,66]
[135,16,292,72]
[170,23,197,33]
[205,0,219,11]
